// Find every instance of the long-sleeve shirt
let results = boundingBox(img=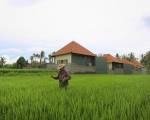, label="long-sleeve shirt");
[53,69,71,81]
